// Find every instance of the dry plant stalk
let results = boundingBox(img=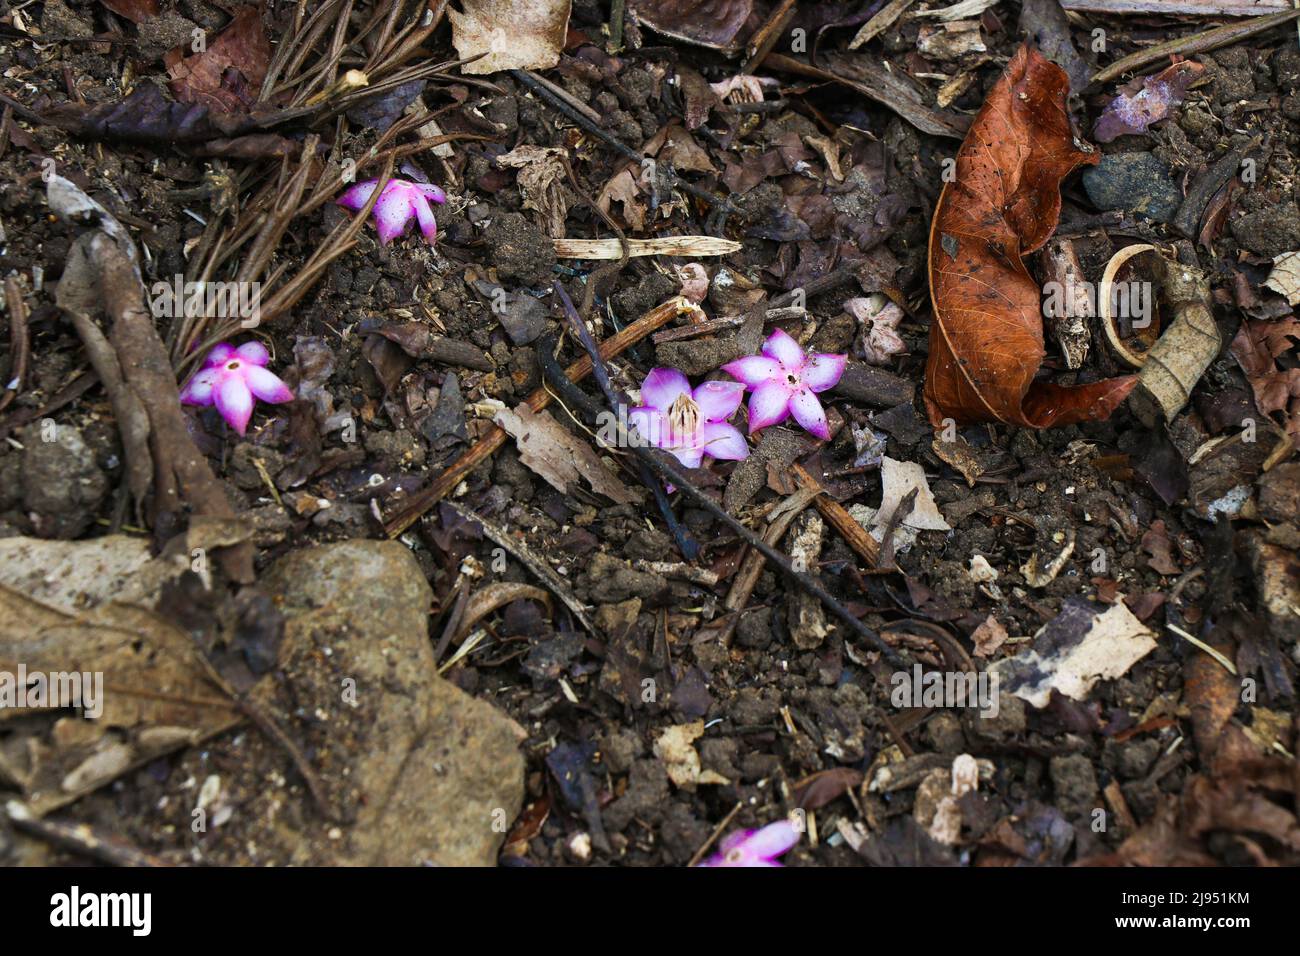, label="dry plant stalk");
[553,237,742,259]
